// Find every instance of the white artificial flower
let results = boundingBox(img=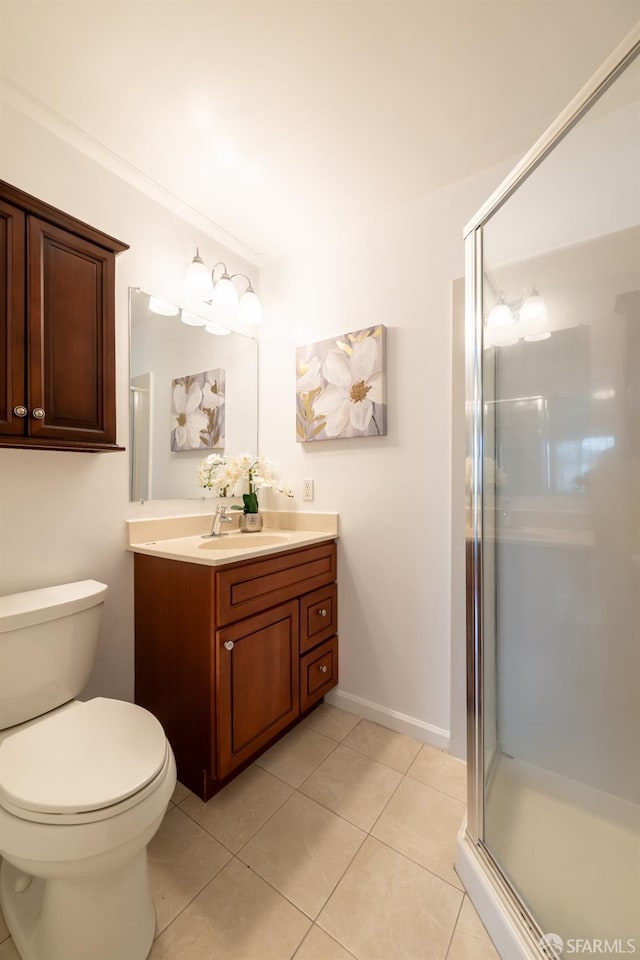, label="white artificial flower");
[198,451,294,504]
[296,355,322,392]
[313,335,383,437]
[172,382,207,450]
